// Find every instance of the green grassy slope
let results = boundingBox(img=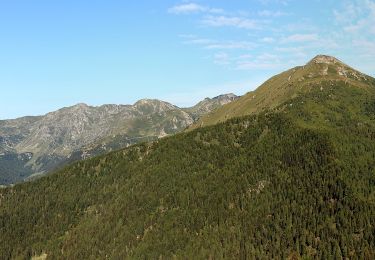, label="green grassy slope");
[1,78,375,258]
[191,55,375,129]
